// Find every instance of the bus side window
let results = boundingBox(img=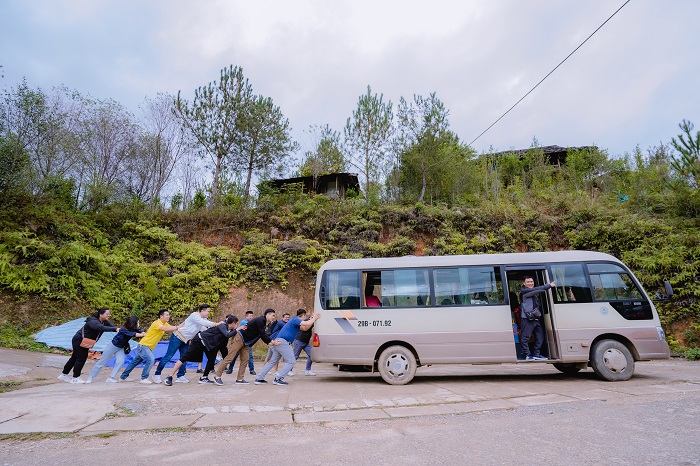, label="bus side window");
[433,266,503,306]
[550,263,592,303]
[326,270,361,309]
[380,269,429,307]
[587,263,644,302]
